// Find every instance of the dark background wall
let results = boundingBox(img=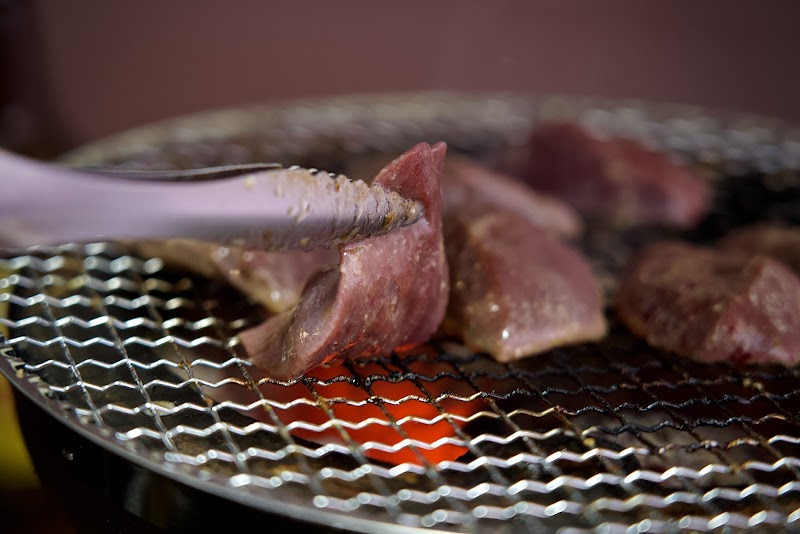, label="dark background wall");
[3,0,799,155]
